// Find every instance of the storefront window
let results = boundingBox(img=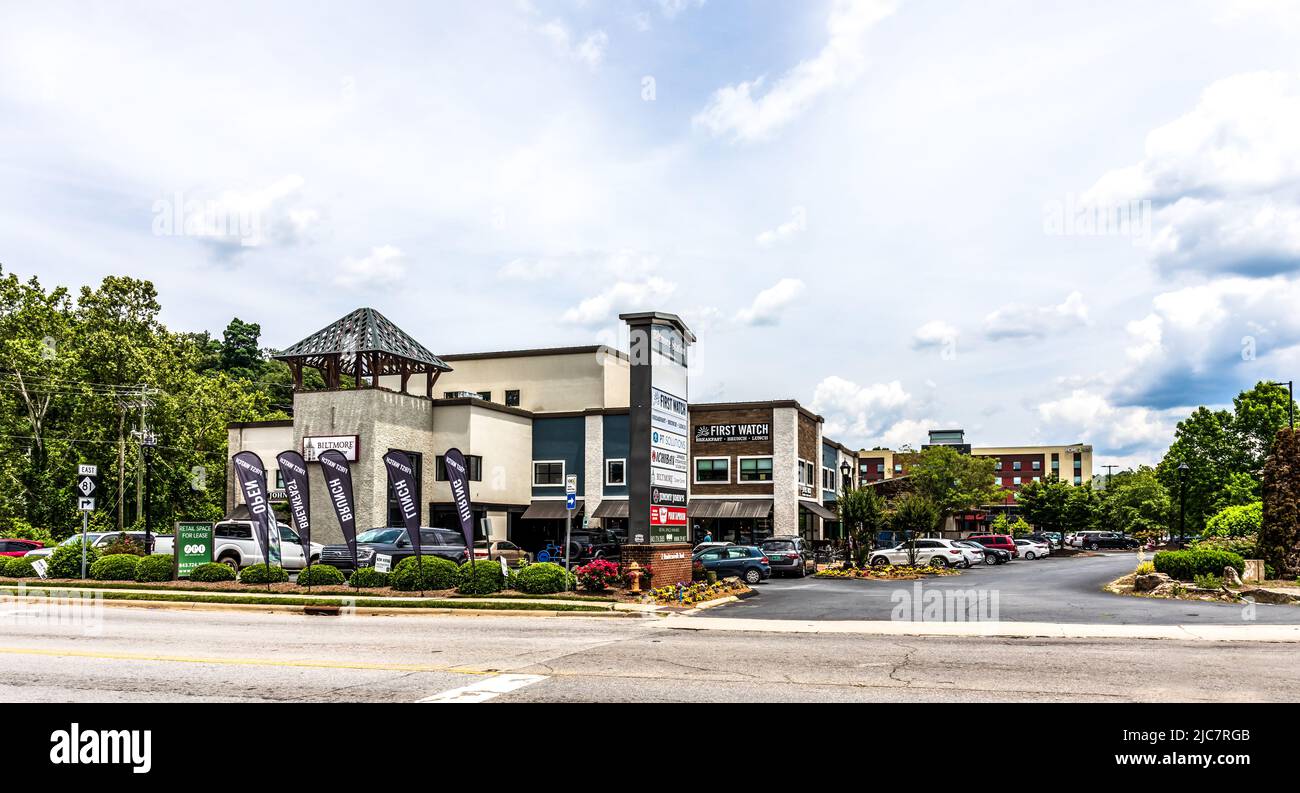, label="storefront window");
[695,458,729,483]
[739,457,773,482]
